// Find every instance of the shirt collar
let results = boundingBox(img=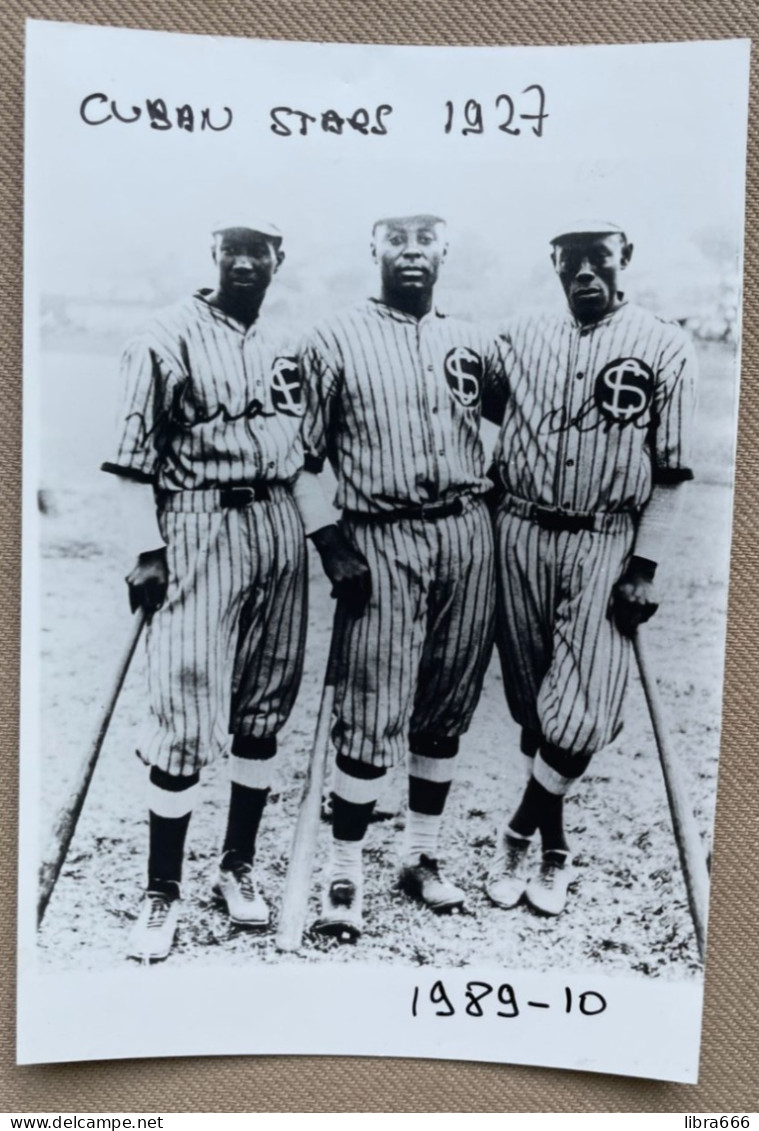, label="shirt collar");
[367,297,446,324]
[568,299,628,333]
[194,288,258,335]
